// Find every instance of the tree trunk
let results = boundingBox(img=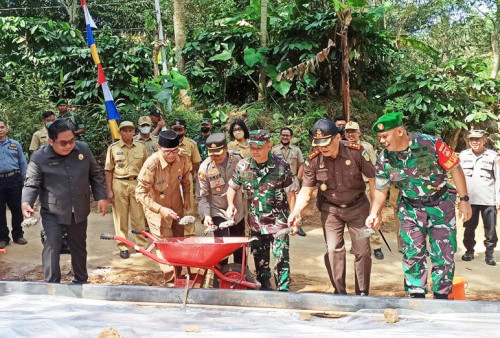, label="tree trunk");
[491,17,499,79]
[258,0,268,100]
[173,0,187,73]
[340,10,352,121]
[61,0,78,29]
